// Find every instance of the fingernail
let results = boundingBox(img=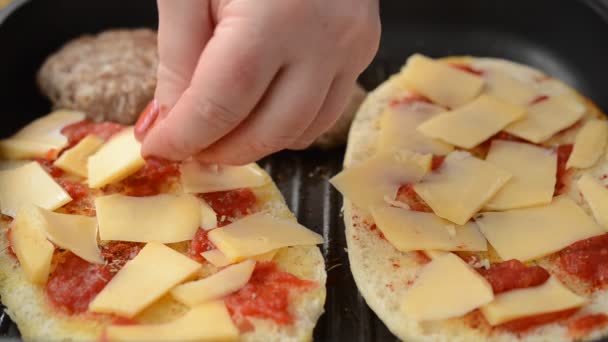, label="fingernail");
[135,99,160,142]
